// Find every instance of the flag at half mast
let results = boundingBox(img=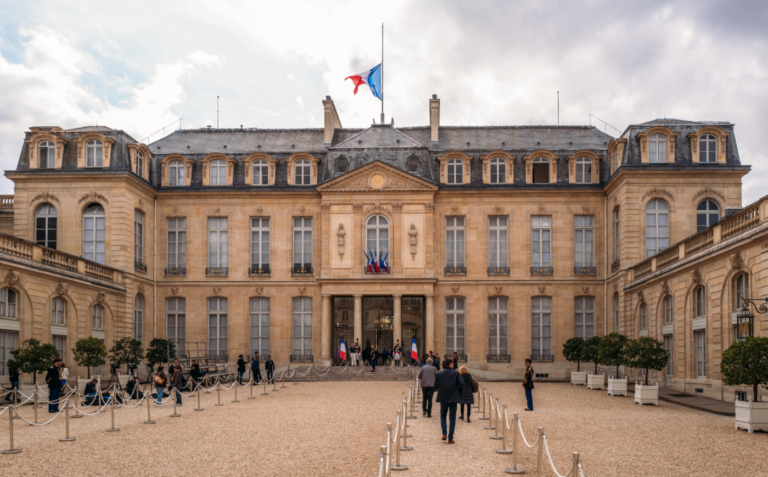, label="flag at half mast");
[345,64,382,100]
